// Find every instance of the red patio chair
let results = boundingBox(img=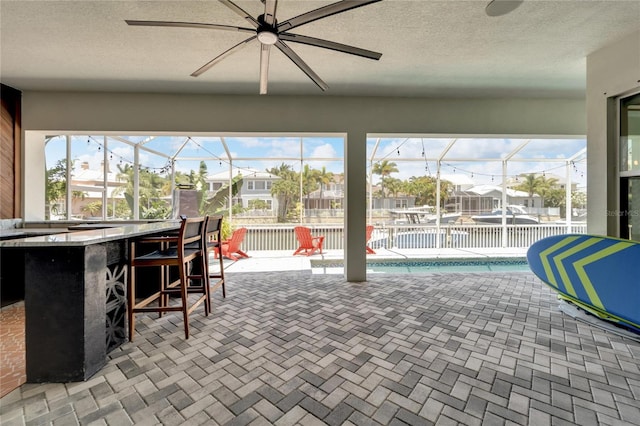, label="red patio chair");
[293,226,324,256]
[216,227,249,261]
[366,225,376,254]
